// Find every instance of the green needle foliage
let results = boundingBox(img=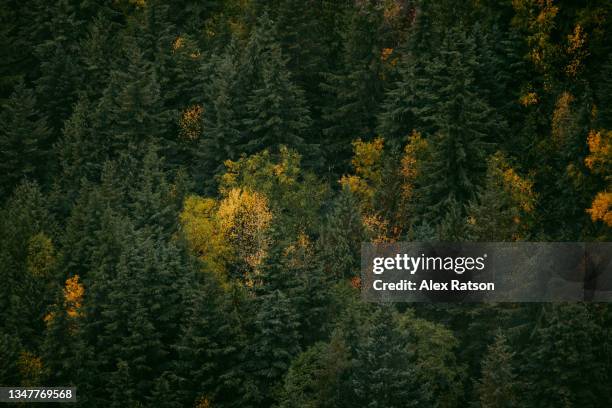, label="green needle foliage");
[0,1,611,406]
